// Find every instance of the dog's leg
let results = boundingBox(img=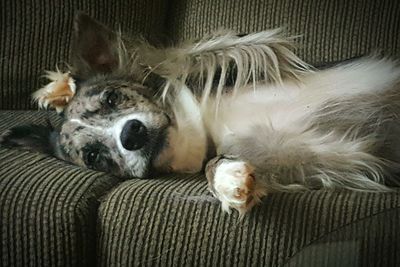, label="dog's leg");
[205,120,391,215]
[205,155,267,215]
